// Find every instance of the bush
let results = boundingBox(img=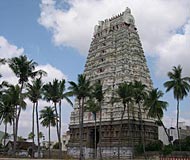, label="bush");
[135,140,163,154]
[146,140,163,151]
[135,143,143,154]
[52,142,59,149]
[173,136,190,151]
[162,144,173,155]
